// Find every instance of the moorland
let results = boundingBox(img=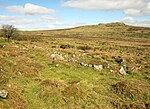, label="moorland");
[0,22,150,109]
